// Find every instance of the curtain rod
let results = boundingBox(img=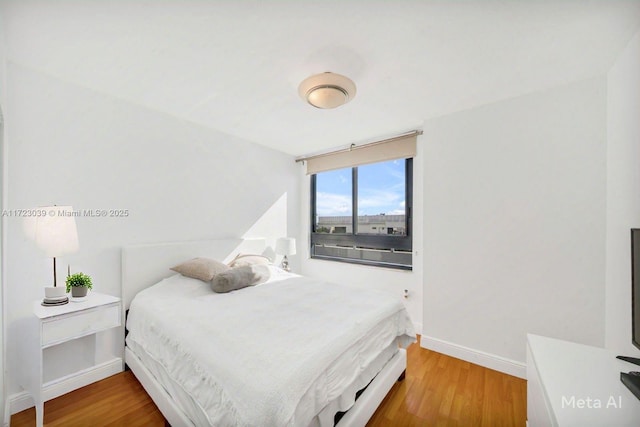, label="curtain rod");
[295,130,423,164]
